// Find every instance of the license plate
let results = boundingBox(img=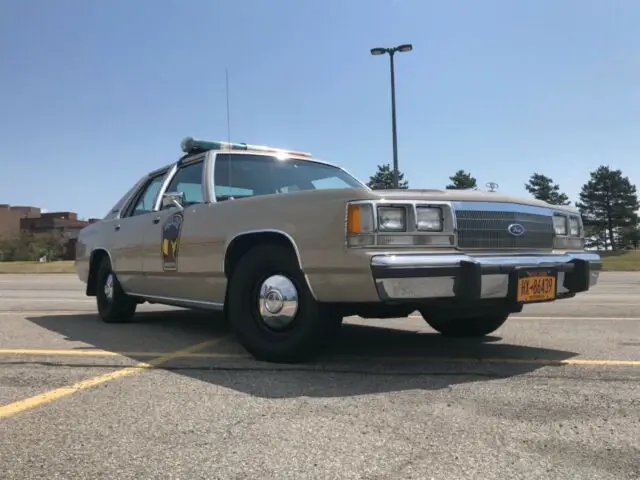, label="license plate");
[516,270,557,303]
